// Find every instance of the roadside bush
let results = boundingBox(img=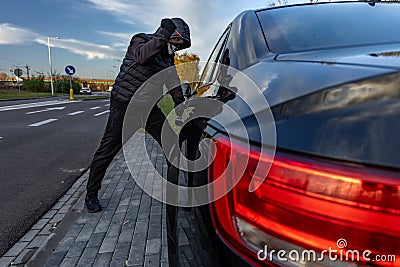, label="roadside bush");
[55,78,80,94]
[23,77,46,92]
